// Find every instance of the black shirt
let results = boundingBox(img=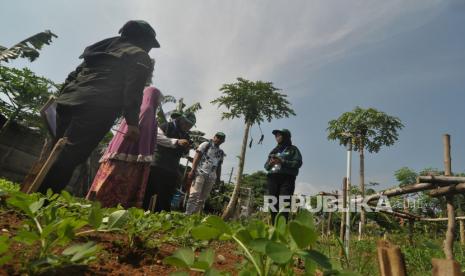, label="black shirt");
[56,37,152,126]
